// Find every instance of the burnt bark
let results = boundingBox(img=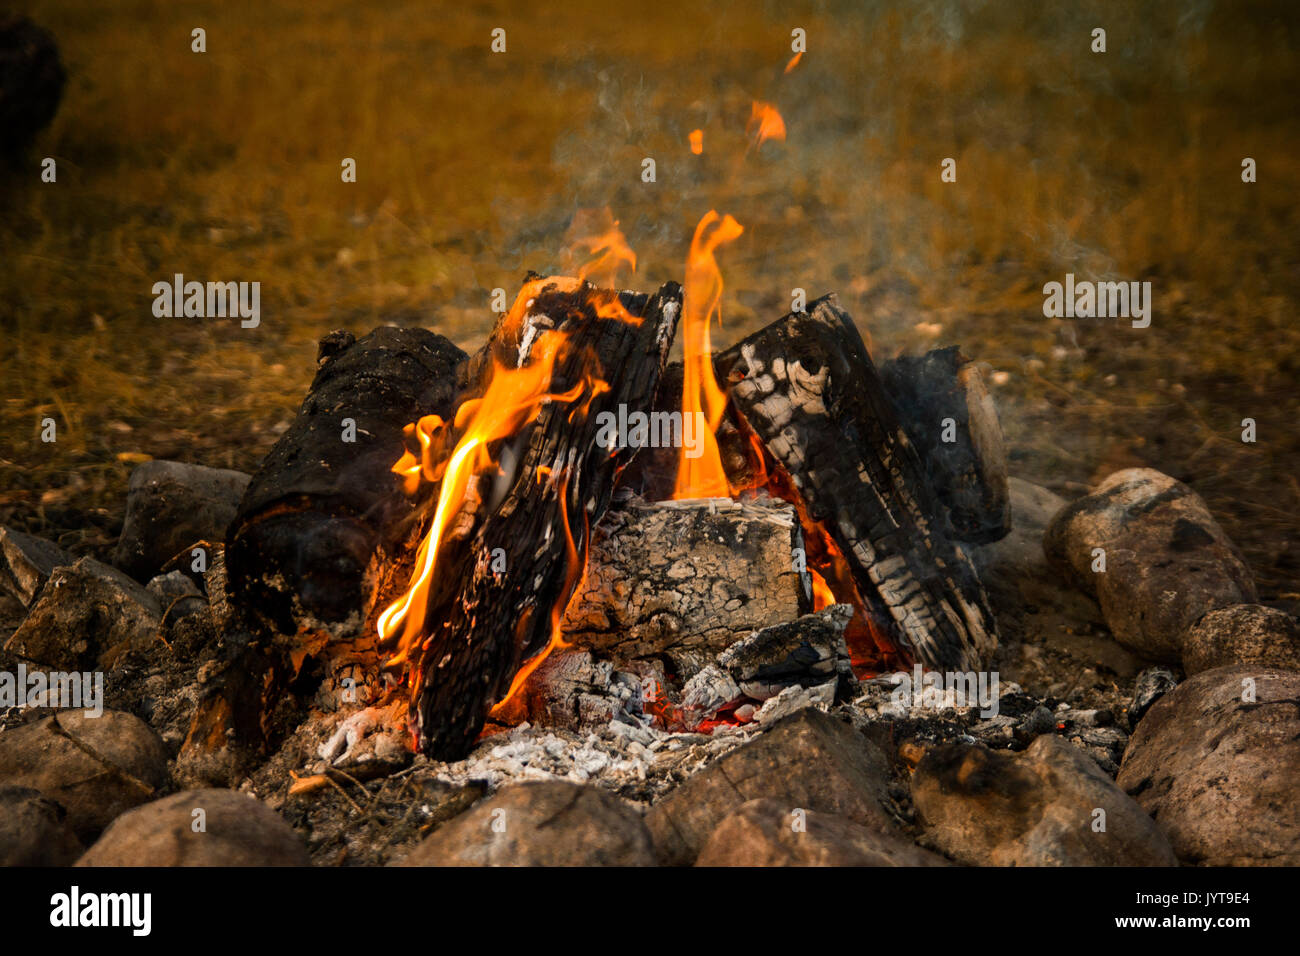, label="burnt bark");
[716,296,997,672]
[225,327,467,638]
[880,347,1010,544]
[410,281,683,759]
